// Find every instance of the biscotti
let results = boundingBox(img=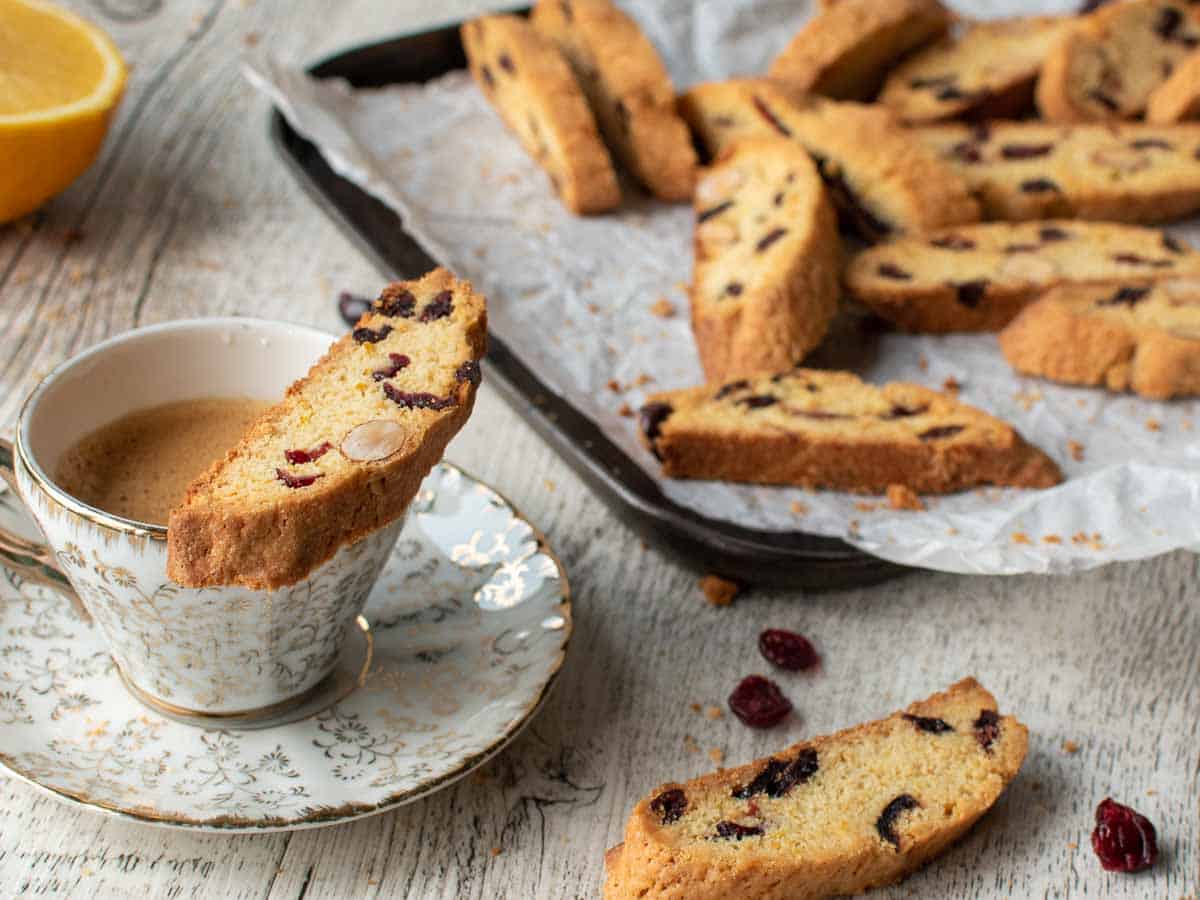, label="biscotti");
[167,269,487,590]
[1036,0,1200,122]
[690,139,840,382]
[638,369,1061,494]
[679,79,979,241]
[768,0,951,101]
[530,0,695,202]
[1000,278,1200,399]
[462,14,620,214]
[1147,50,1200,123]
[604,678,1028,900]
[917,121,1200,224]
[879,17,1070,123]
[845,221,1200,332]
